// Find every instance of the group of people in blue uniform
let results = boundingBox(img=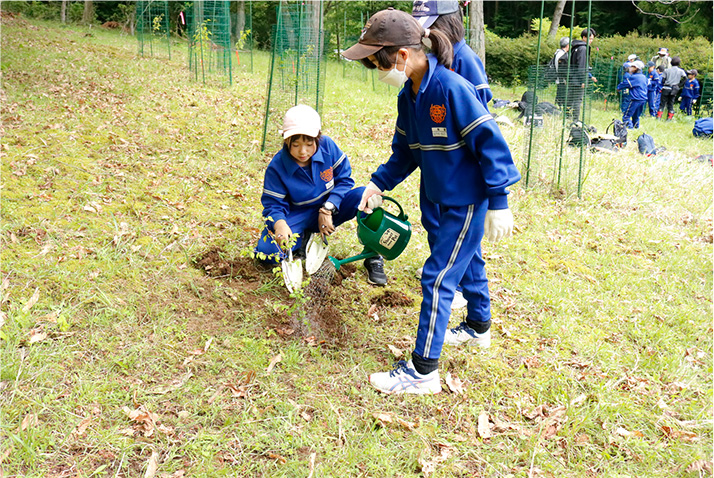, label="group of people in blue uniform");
[256,1,520,395]
[617,47,701,127]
